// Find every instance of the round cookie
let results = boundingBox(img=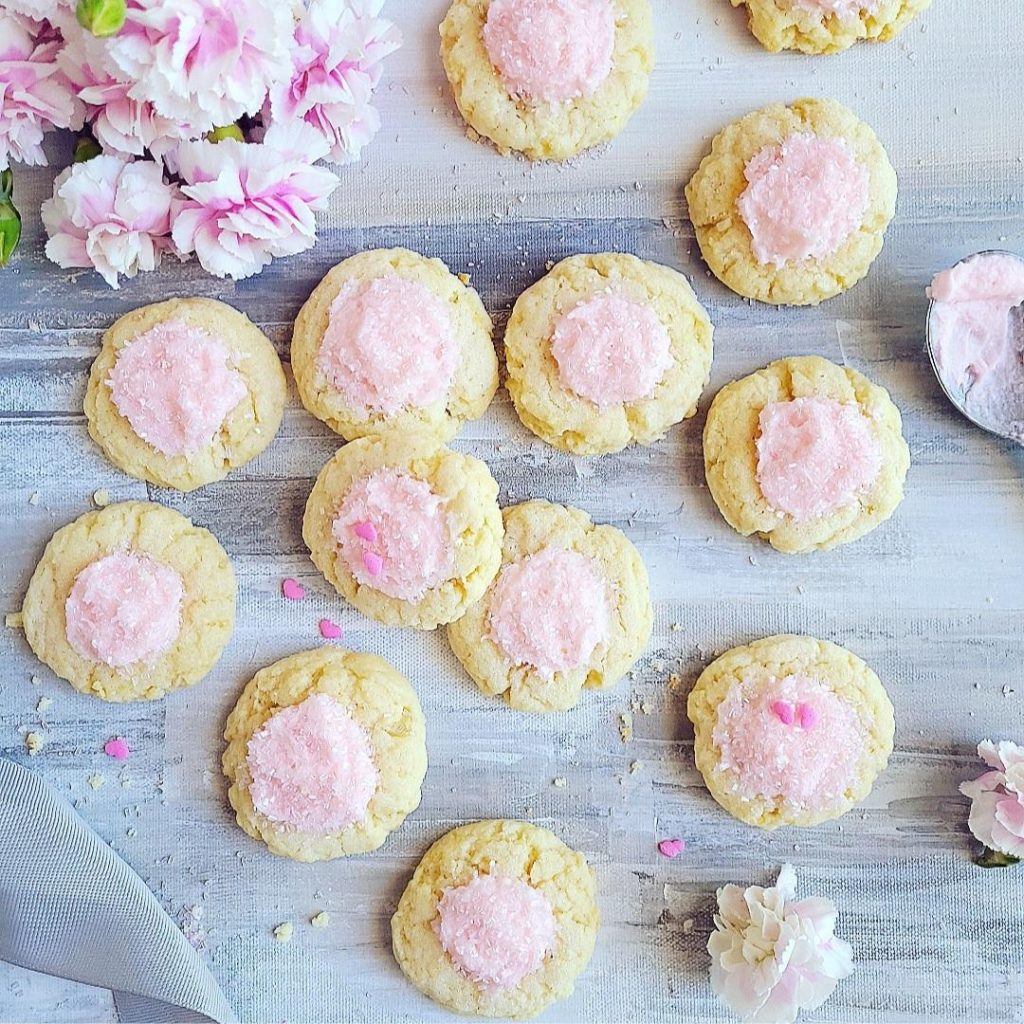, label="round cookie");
[85,297,286,492]
[303,434,503,630]
[21,501,235,702]
[685,98,897,305]
[448,500,652,711]
[391,819,599,1019]
[222,647,427,862]
[687,634,895,829]
[504,253,714,455]
[703,355,909,554]
[730,0,932,56]
[291,248,498,442]
[439,0,654,161]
